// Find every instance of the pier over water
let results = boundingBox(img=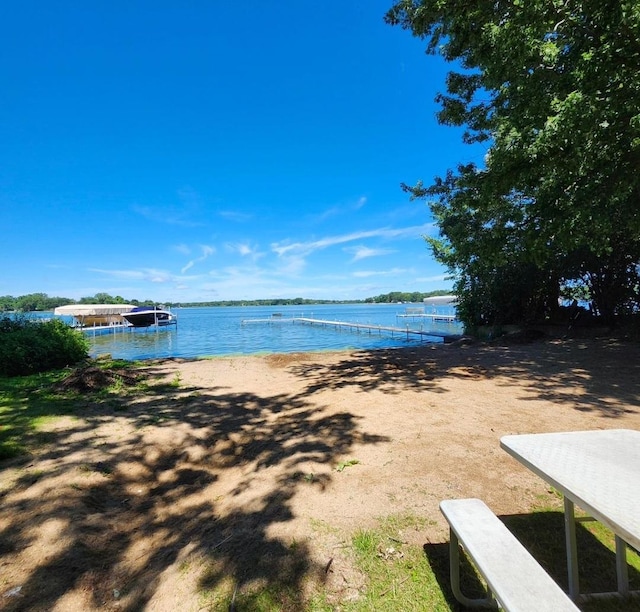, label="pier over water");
[241,315,462,343]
